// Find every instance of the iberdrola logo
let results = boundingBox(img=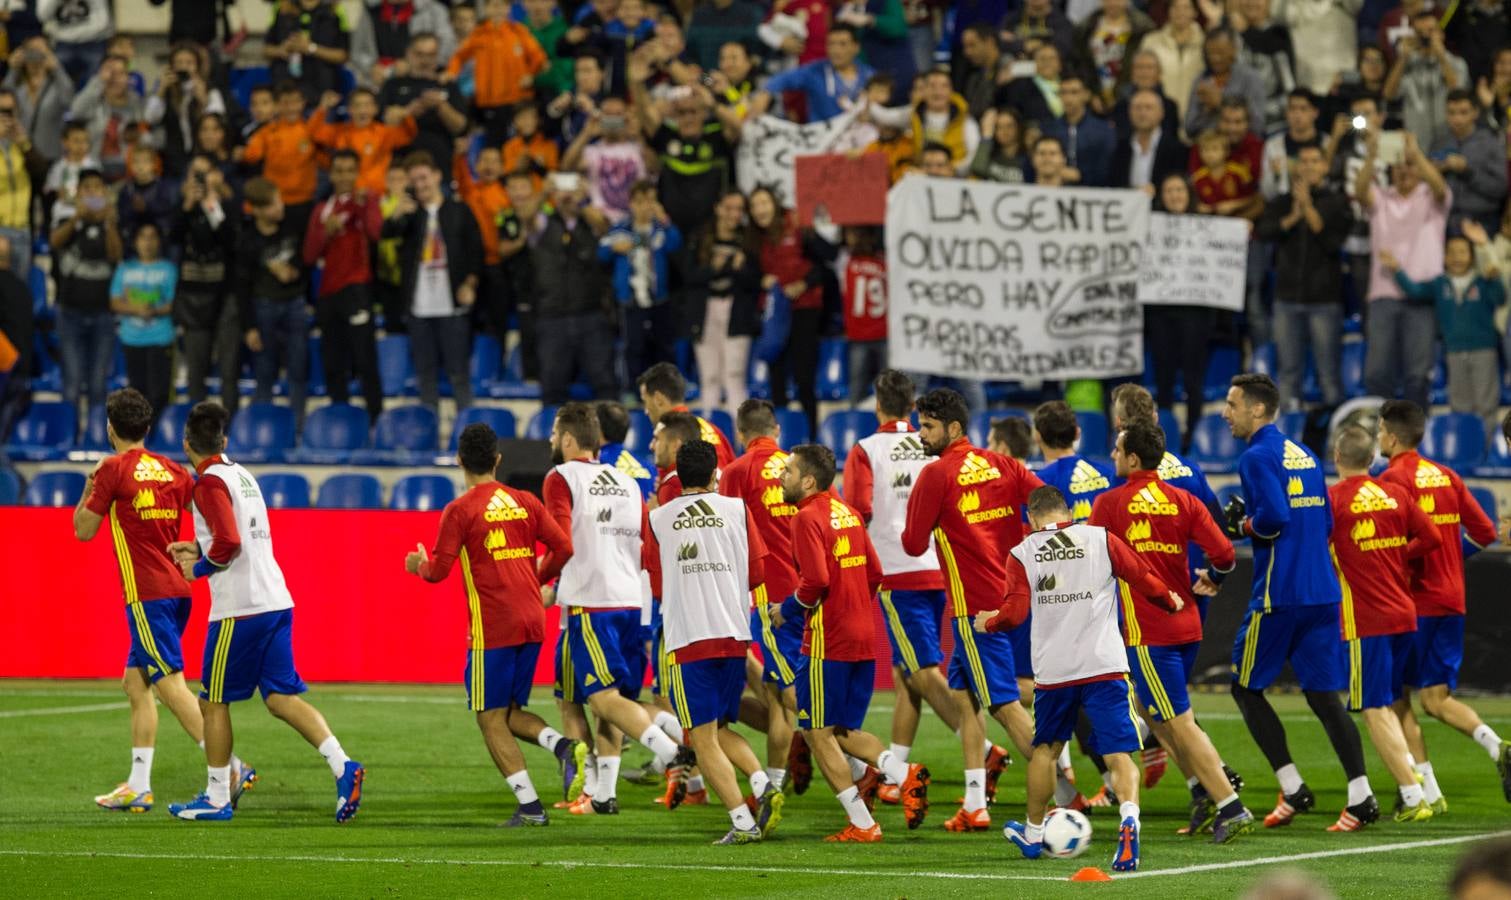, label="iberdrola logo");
[132,488,156,511]
[678,543,699,561]
[1036,572,1057,592]
[958,490,981,513]
[1126,519,1151,543]
[1351,519,1376,542]
[1287,477,1304,496]
[832,534,851,559]
[1071,499,1091,522]
[1419,494,1436,514]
